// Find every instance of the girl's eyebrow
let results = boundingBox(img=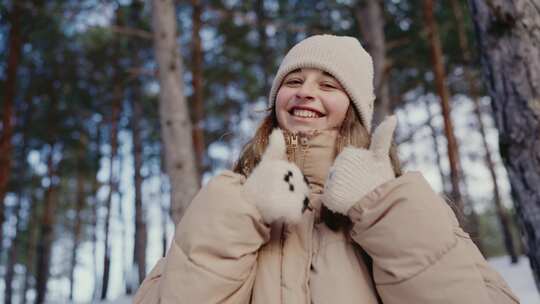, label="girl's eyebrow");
[285,69,301,77]
[285,70,338,81]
